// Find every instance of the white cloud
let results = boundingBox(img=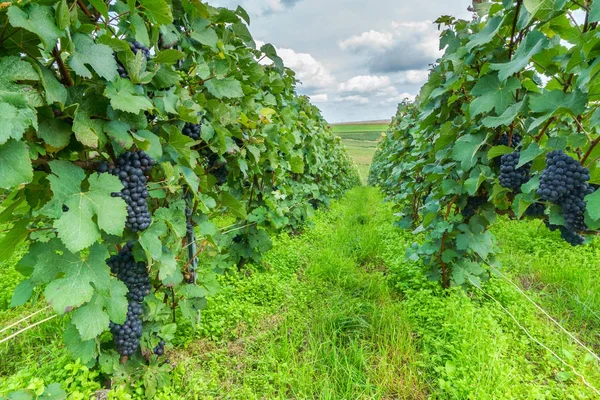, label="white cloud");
[335,95,370,105]
[396,70,430,85]
[309,93,328,103]
[277,47,336,90]
[340,21,442,73]
[339,30,395,52]
[339,75,392,93]
[381,92,416,104]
